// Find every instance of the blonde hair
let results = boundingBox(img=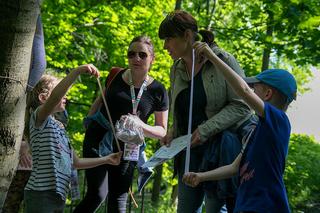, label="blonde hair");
[24,75,58,139]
